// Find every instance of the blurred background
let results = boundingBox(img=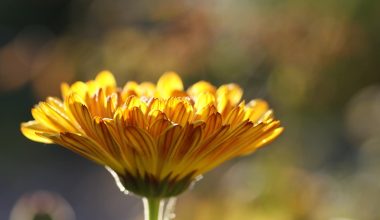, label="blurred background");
[1,0,380,219]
